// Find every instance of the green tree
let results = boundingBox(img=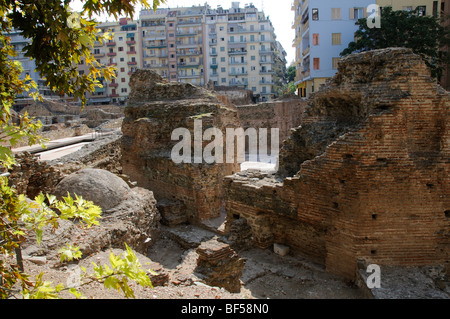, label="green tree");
[0,0,165,299]
[341,6,450,79]
[286,64,296,83]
